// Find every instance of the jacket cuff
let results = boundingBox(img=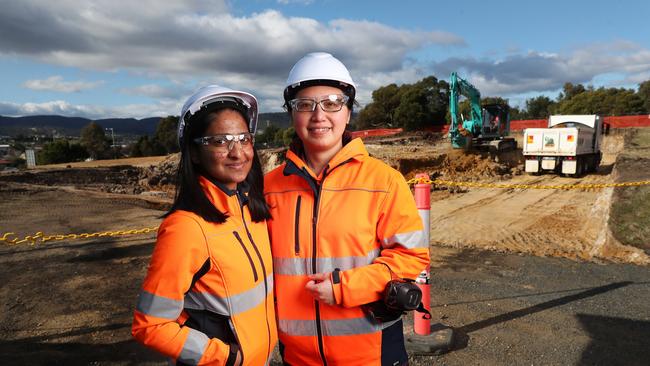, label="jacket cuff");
[331,268,342,305]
